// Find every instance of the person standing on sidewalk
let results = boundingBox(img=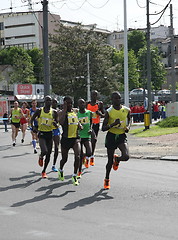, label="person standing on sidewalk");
[77,98,92,178]
[3,111,9,132]
[87,90,105,166]
[102,91,131,189]
[9,101,24,146]
[30,96,58,179]
[58,96,82,186]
